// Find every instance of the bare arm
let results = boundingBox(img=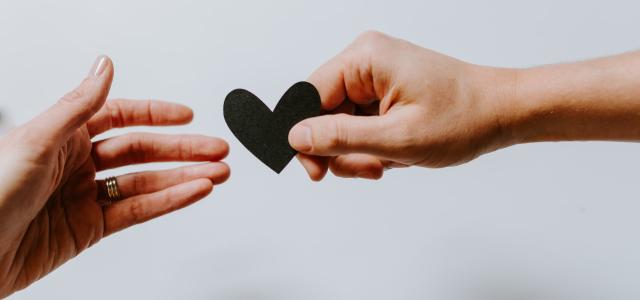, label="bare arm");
[288,31,640,180]
[509,51,640,143]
